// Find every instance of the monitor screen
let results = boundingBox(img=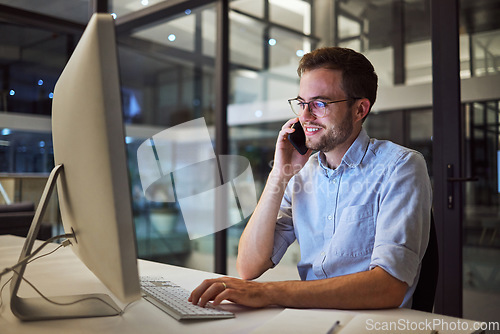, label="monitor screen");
[52,12,140,305]
[10,13,141,321]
